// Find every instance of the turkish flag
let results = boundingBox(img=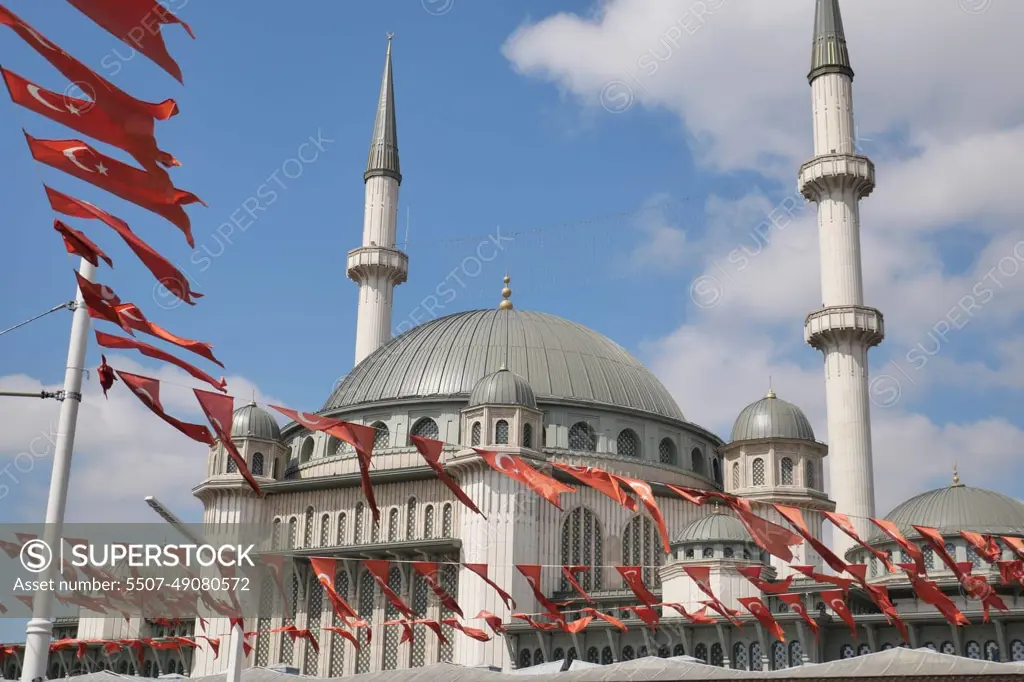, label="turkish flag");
[899,564,970,626]
[516,564,569,618]
[74,271,134,335]
[790,565,858,593]
[321,627,361,650]
[96,331,226,393]
[466,565,515,610]
[0,5,177,121]
[824,511,893,572]
[511,613,558,631]
[736,566,794,594]
[738,597,785,642]
[912,525,963,577]
[193,389,262,496]
[443,618,490,642]
[622,605,659,630]
[195,636,220,659]
[660,602,715,625]
[728,499,803,563]
[411,561,463,617]
[415,619,448,645]
[1002,536,1024,560]
[475,448,576,510]
[870,518,926,575]
[561,566,595,603]
[665,484,709,506]
[778,593,819,638]
[54,220,112,268]
[553,463,638,512]
[560,616,593,634]
[957,568,1008,623]
[65,0,194,84]
[409,436,484,517]
[775,504,848,573]
[997,560,1024,586]
[26,134,203,246]
[309,557,360,626]
[616,565,658,606]
[474,609,507,634]
[116,370,213,445]
[820,590,857,638]
[97,355,117,398]
[580,607,627,631]
[2,67,178,172]
[364,560,417,620]
[700,599,743,627]
[961,531,1001,564]
[48,187,203,306]
[612,476,671,553]
[113,303,220,366]
[682,565,717,601]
